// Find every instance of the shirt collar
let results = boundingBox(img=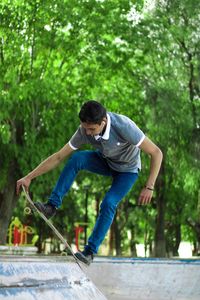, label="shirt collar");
[94,113,111,141]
